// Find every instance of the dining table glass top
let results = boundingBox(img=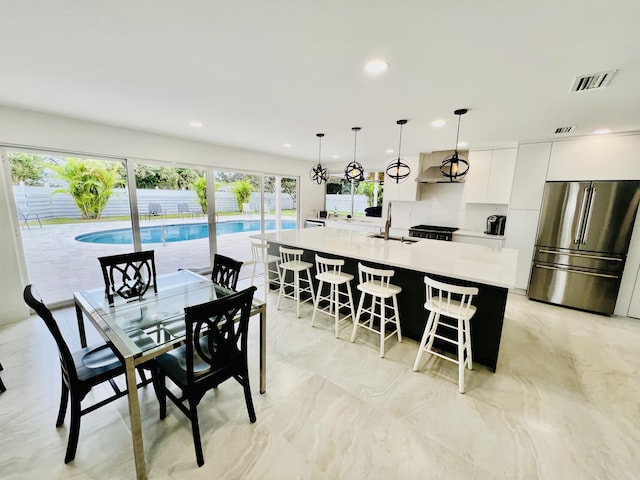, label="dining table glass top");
[78,270,237,357]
